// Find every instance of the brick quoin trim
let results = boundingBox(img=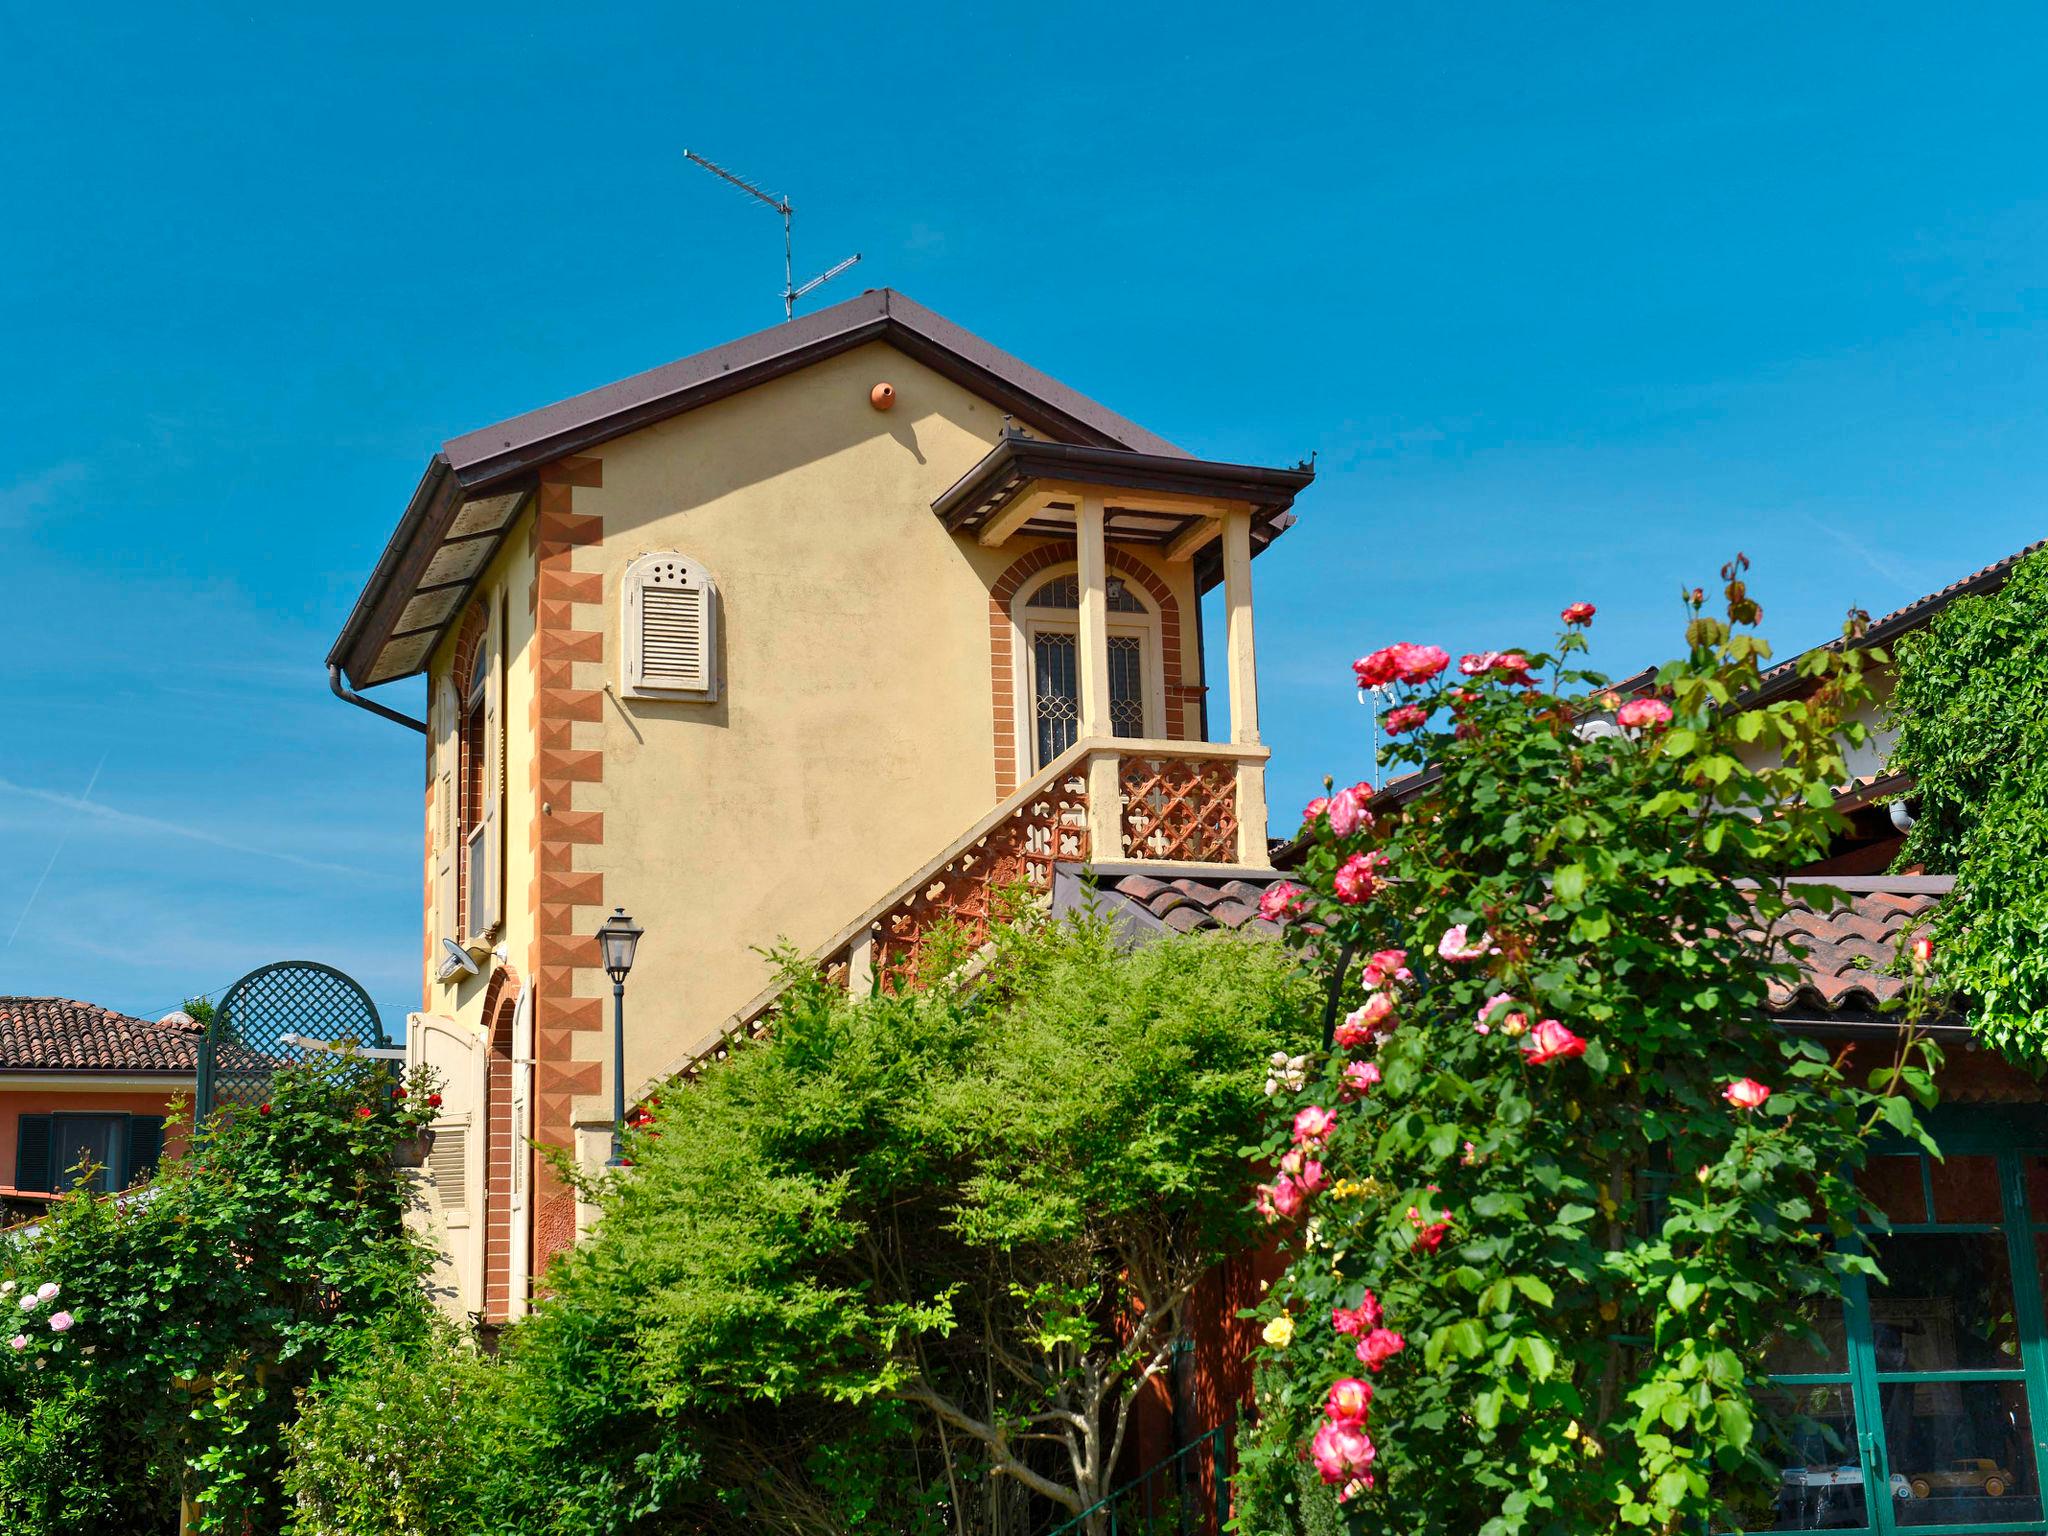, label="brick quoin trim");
[988,544,1193,796]
[526,454,608,1282]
